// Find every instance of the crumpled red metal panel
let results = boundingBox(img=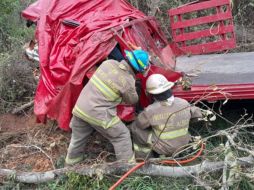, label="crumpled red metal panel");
[22,0,145,130]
